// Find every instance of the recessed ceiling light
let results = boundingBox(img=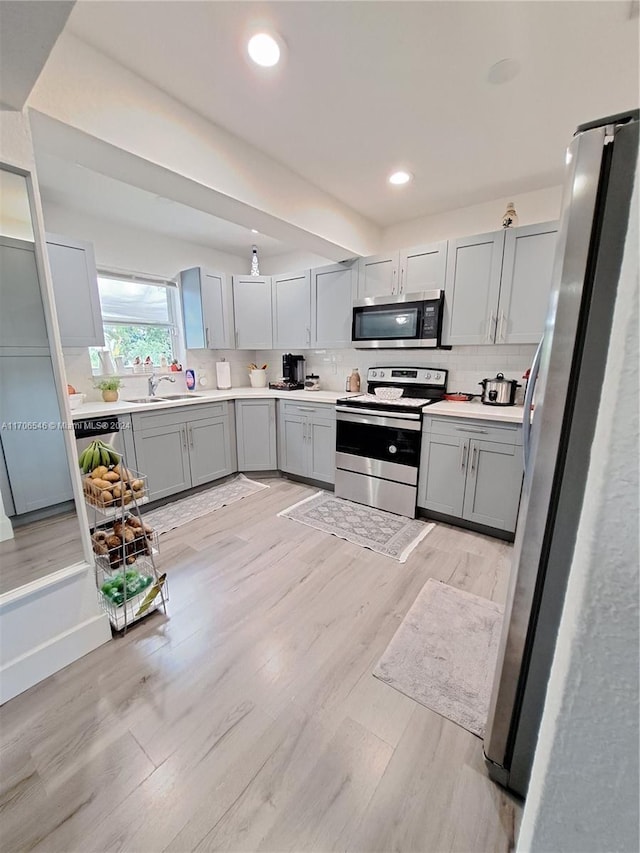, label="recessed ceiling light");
[487,58,521,85]
[388,170,413,186]
[247,33,281,67]
[251,228,259,234]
